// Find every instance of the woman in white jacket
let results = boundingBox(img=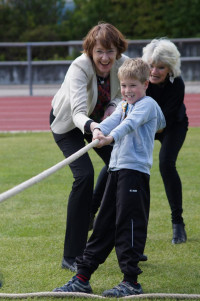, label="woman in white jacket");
[49,22,128,272]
